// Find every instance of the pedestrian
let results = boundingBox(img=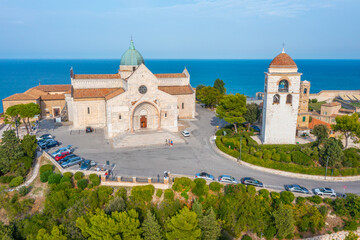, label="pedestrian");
[171,140,173,147]
[165,139,168,146]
